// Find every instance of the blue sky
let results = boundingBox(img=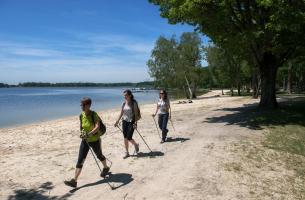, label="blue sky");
[0,0,206,84]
